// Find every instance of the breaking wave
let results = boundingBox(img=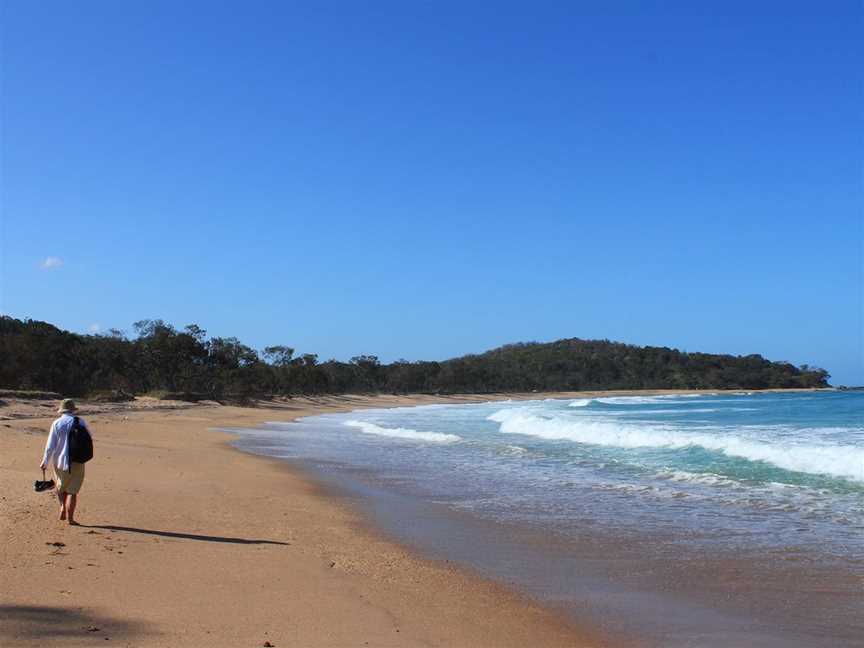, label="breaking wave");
[655,470,744,488]
[344,420,461,443]
[568,394,718,407]
[594,395,708,405]
[487,408,864,482]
